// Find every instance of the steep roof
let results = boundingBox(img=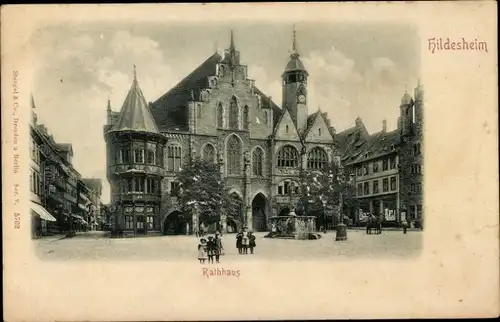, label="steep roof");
[283,55,308,75]
[54,143,73,155]
[112,67,160,134]
[347,129,401,164]
[150,52,282,132]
